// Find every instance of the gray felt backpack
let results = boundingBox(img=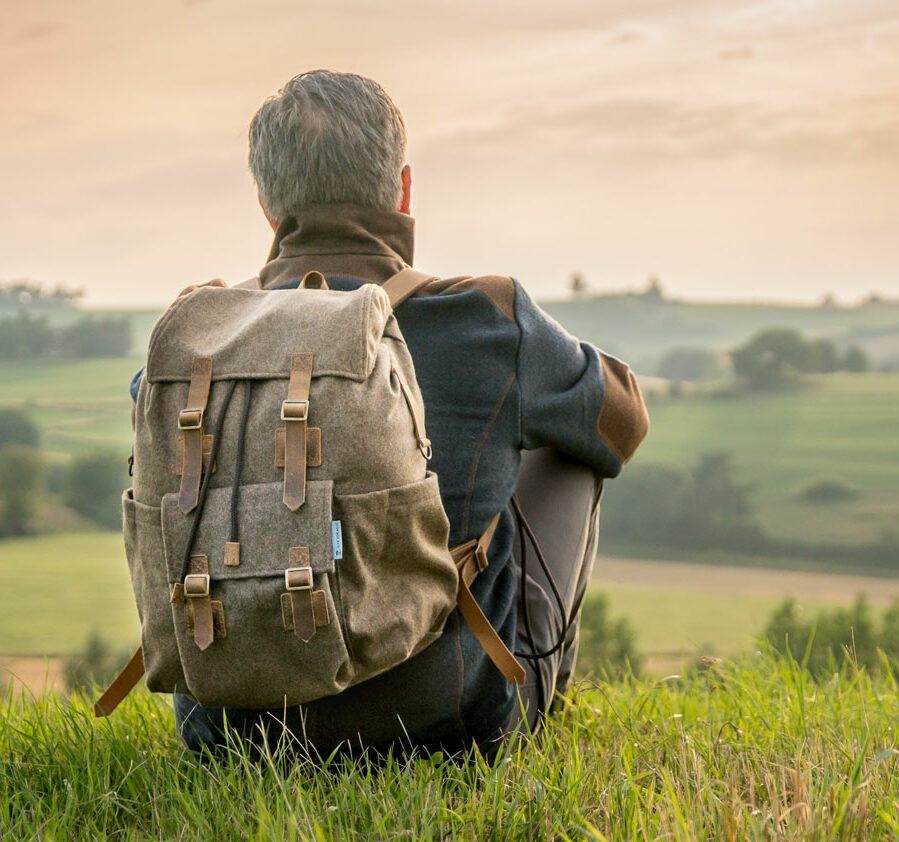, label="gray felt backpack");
[96,269,523,717]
